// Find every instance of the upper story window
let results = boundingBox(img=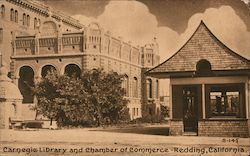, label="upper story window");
[1,5,5,18]
[196,59,212,76]
[23,13,26,25]
[0,28,3,43]
[34,18,37,28]
[10,8,14,21]
[14,10,18,23]
[27,15,30,26]
[122,75,129,97]
[34,18,40,29]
